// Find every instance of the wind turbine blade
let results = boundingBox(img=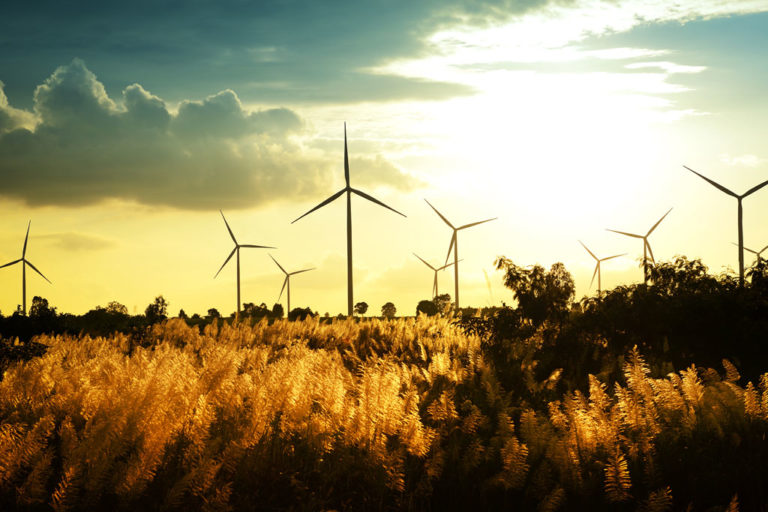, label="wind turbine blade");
[23,220,31,258]
[600,253,626,262]
[742,178,768,199]
[344,123,350,188]
[759,245,768,256]
[647,208,673,236]
[458,217,497,230]
[350,188,406,217]
[220,210,238,244]
[25,260,51,284]
[278,276,288,301]
[683,166,738,198]
[413,253,436,271]
[445,232,456,265]
[590,264,599,289]
[240,244,276,249]
[438,259,459,271]
[741,244,758,255]
[270,253,287,274]
[0,258,23,269]
[289,268,315,275]
[646,240,656,264]
[214,247,237,278]
[606,229,644,239]
[424,199,454,229]
[579,240,598,261]
[291,189,346,224]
